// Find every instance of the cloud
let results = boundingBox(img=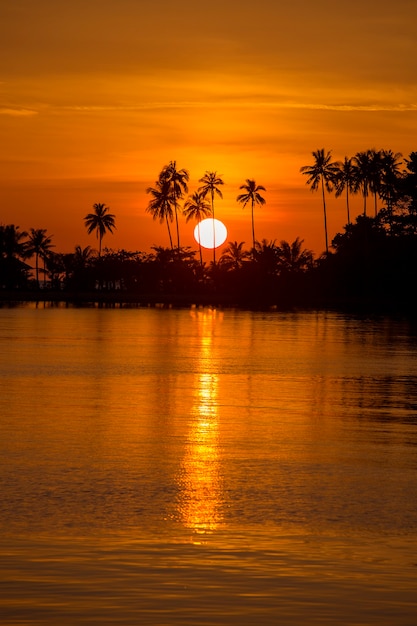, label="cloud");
[32,100,417,114]
[0,107,38,116]
[277,102,417,112]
